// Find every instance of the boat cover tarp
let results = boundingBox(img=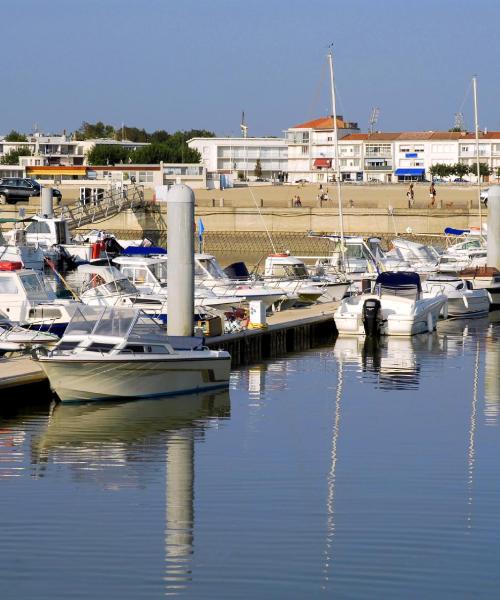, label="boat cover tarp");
[224,262,251,279]
[375,271,421,292]
[444,227,469,236]
[122,246,167,256]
